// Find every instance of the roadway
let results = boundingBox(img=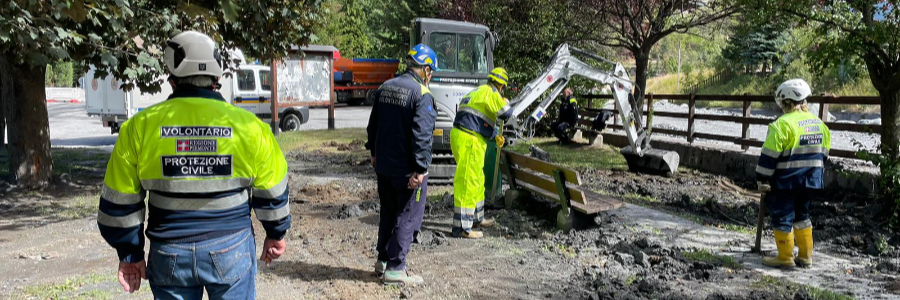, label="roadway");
[45,102,372,148]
